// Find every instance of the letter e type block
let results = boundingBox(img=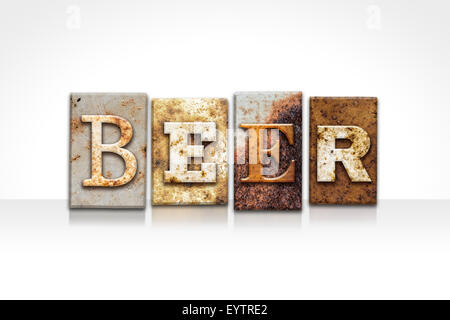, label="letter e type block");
[70,93,148,208]
[234,92,302,210]
[309,97,377,204]
[152,98,228,205]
